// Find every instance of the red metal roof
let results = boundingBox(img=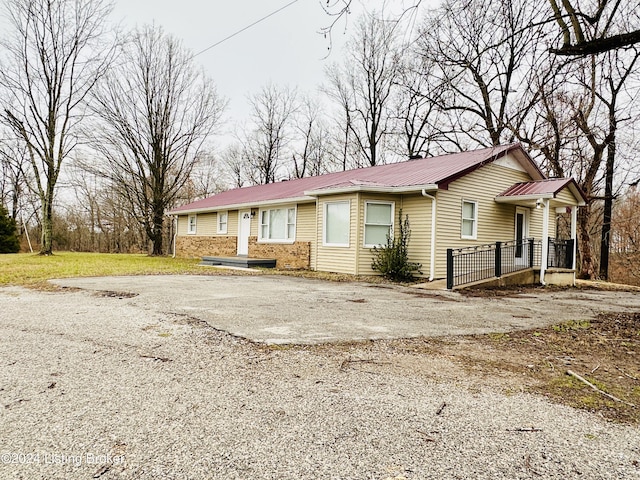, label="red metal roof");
[171,144,536,213]
[497,178,586,201]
